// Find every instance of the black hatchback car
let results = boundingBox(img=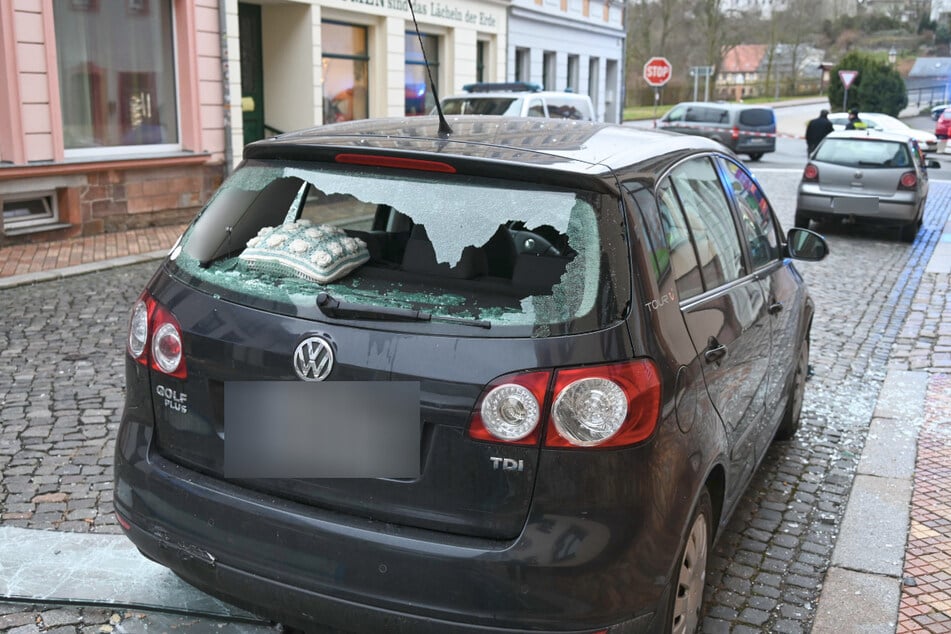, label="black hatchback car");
[115,116,827,633]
